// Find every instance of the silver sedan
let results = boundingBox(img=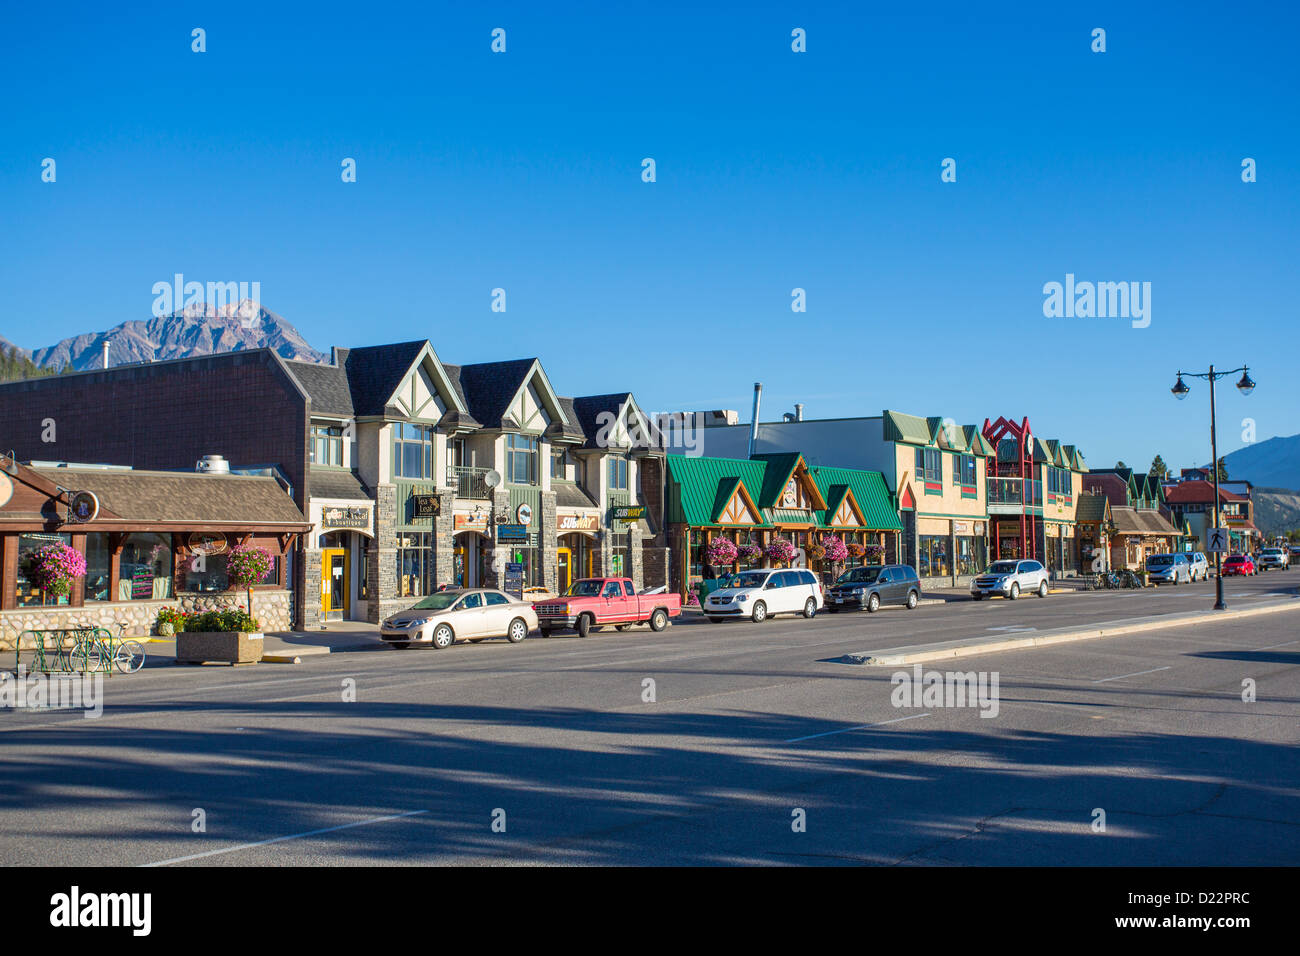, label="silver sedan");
[380,588,539,649]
